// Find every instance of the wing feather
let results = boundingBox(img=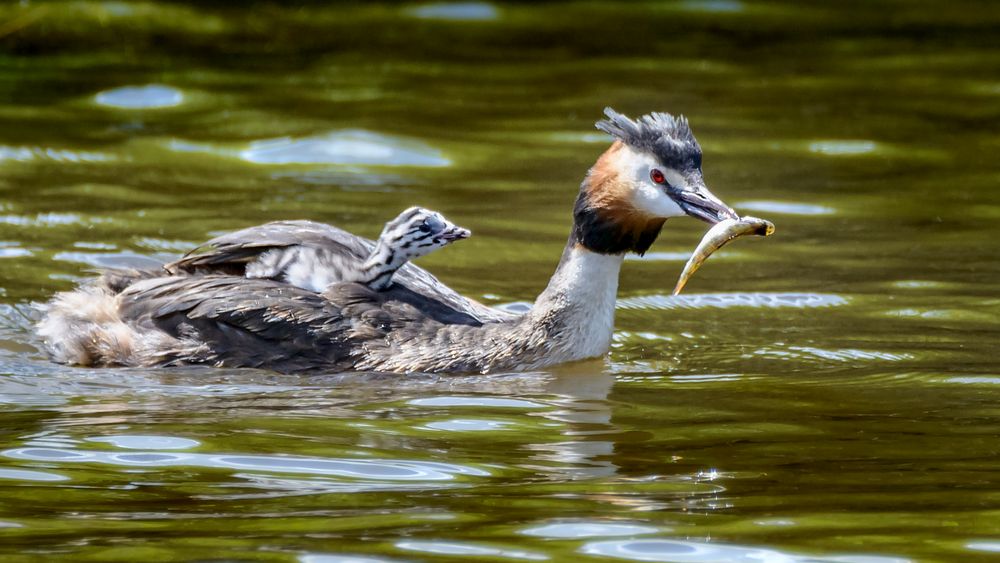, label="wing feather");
[119,275,359,371]
[165,220,514,323]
